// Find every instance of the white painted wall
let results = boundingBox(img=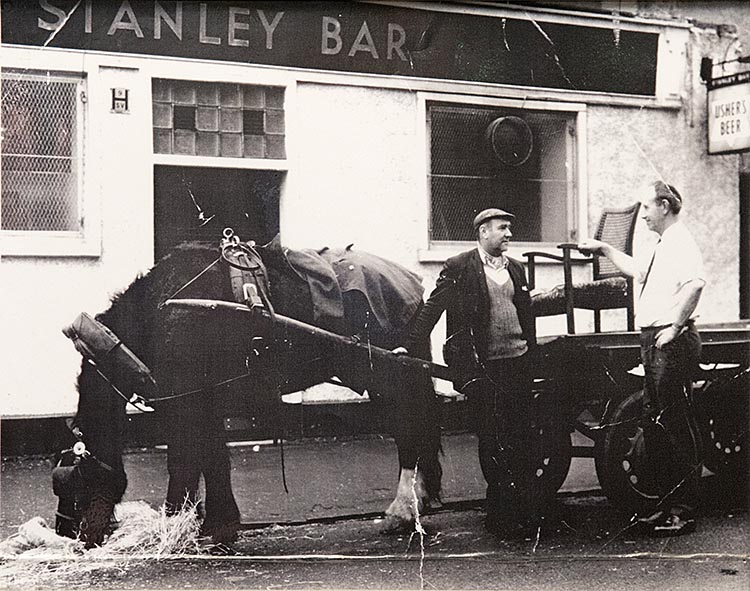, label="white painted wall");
[0,13,742,417]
